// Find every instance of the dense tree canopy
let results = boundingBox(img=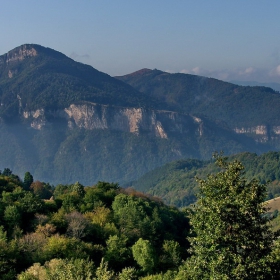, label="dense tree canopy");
[0,162,280,279]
